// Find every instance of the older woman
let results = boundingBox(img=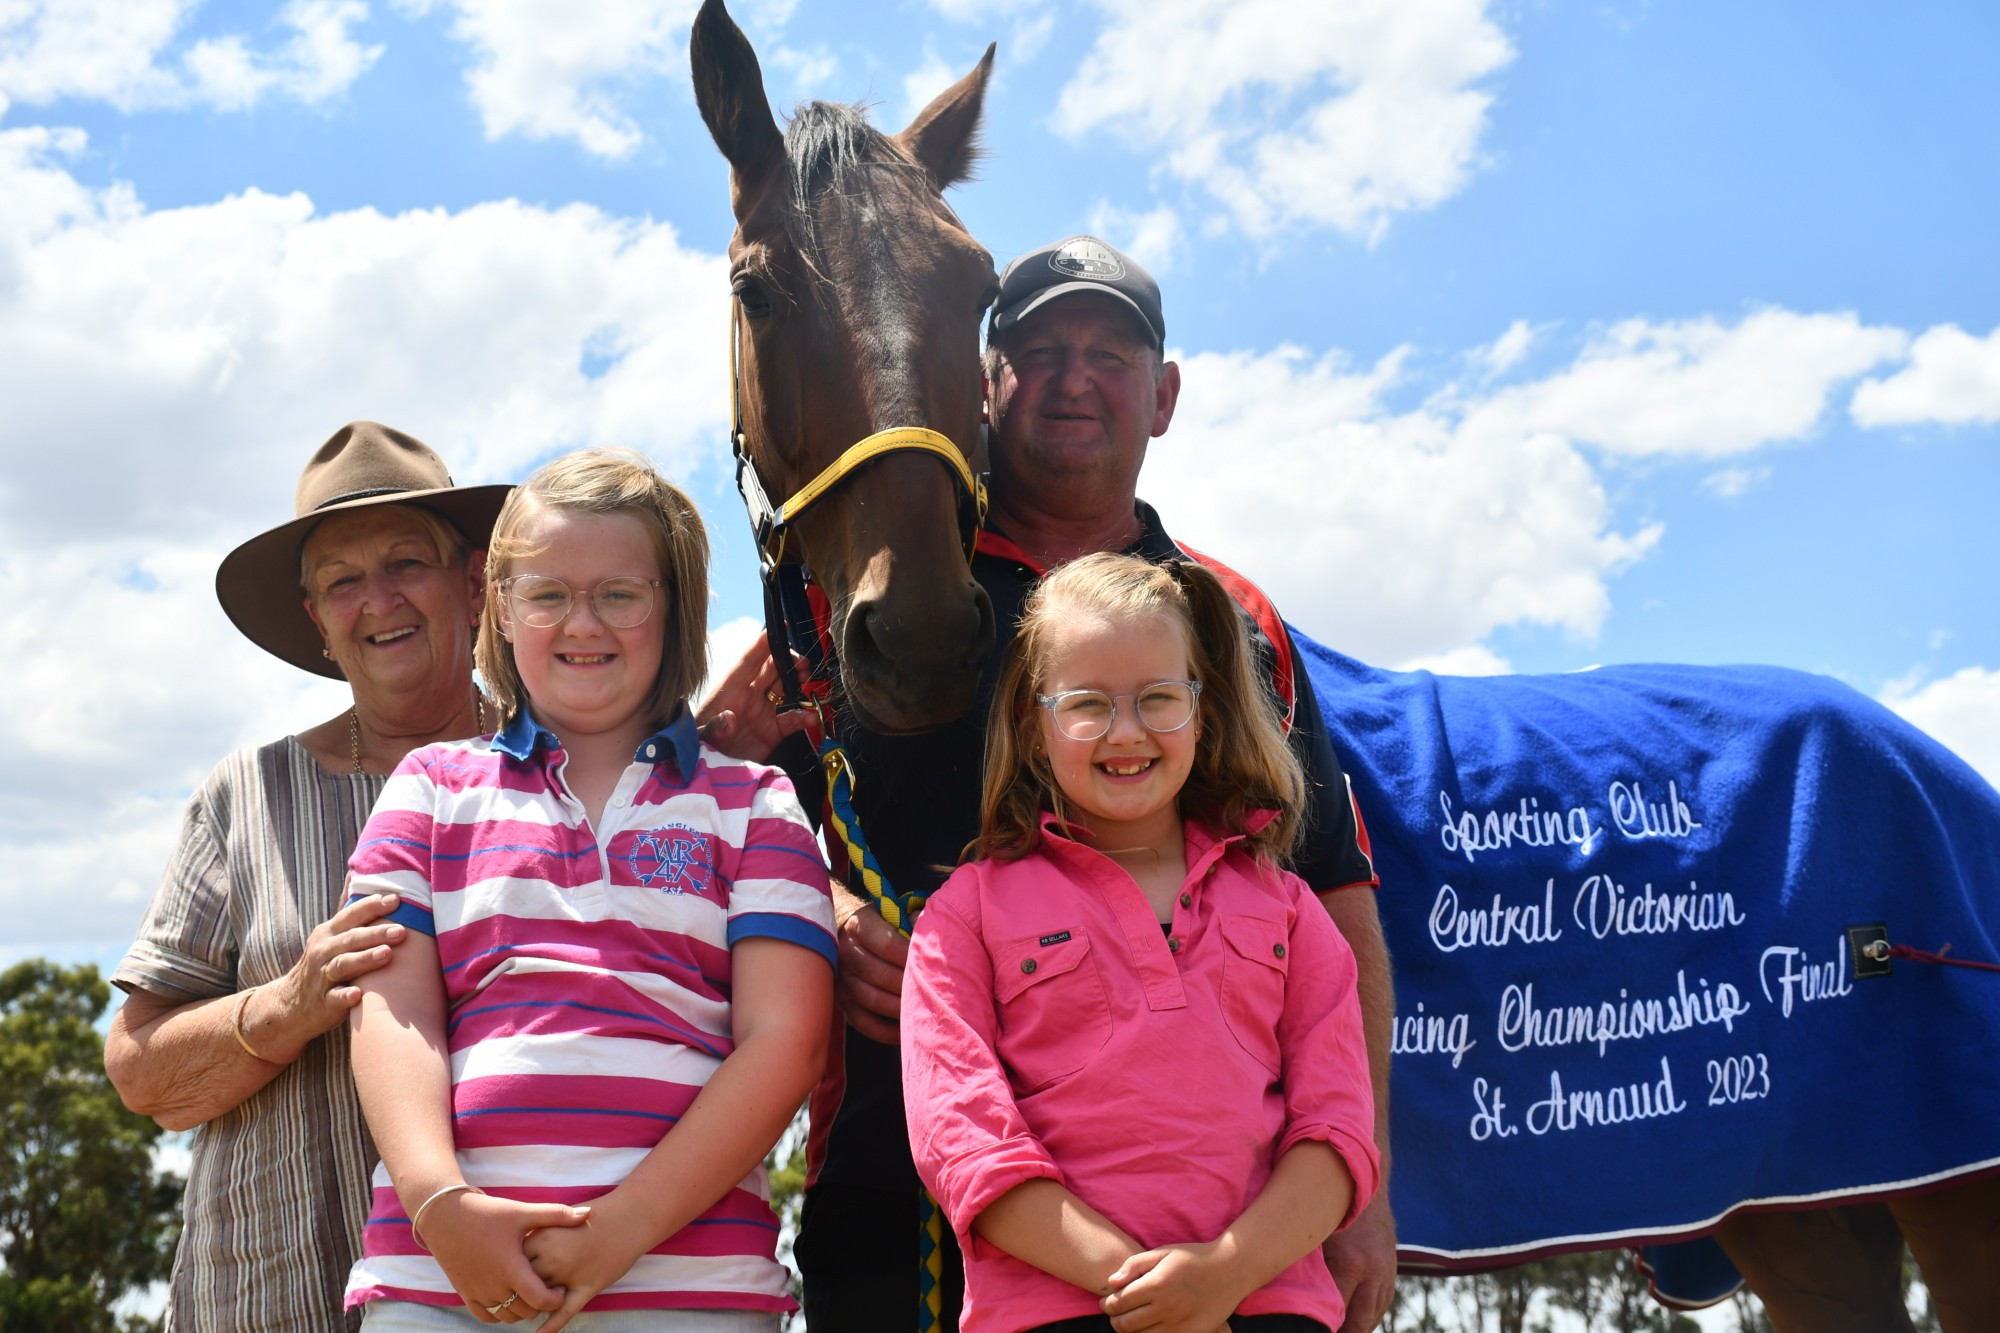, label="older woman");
[104,422,511,1332]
